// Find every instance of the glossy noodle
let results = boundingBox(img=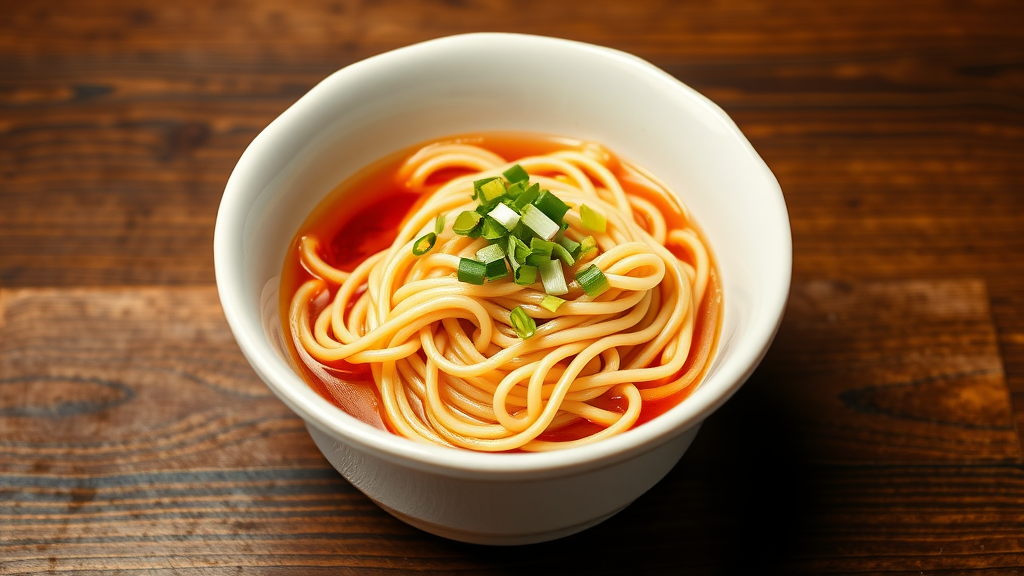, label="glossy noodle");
[287,137,720,452]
